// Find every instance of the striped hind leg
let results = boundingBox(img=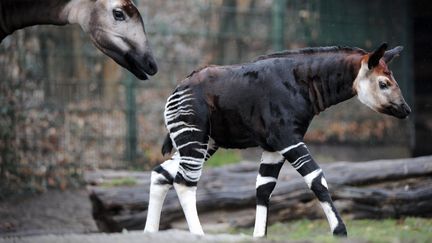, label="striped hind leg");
[145,87,200,233]
[253,151,285,237]
[279,142,347,236]
[144,154,179,233]
[172,137,218,235]
[152,87,215,235]
[144,141,218,233]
